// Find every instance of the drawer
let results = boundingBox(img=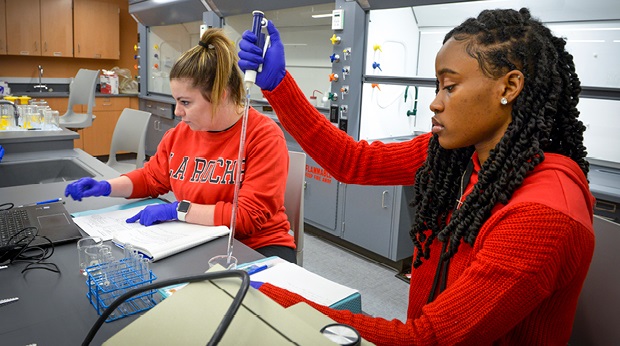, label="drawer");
[92,97,130,112]
[141,99,174,119]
